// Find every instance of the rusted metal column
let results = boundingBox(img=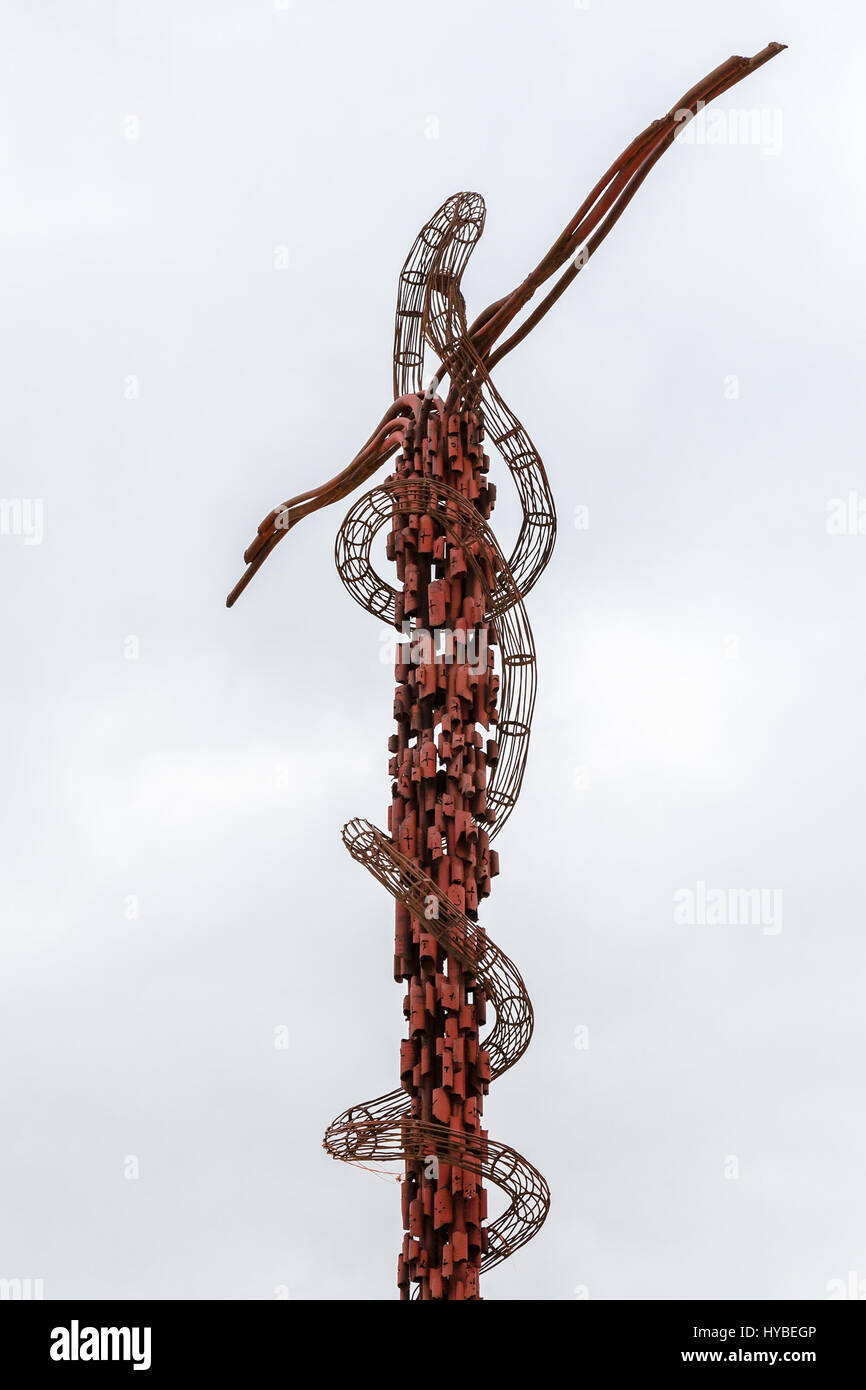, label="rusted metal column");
[390,401,496,1299]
